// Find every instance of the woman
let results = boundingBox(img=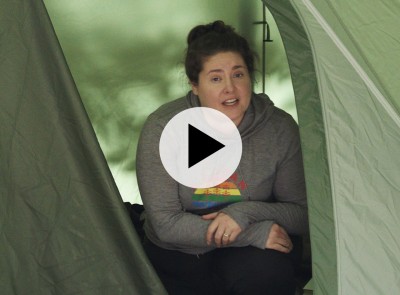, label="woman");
[136,20,308,295]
